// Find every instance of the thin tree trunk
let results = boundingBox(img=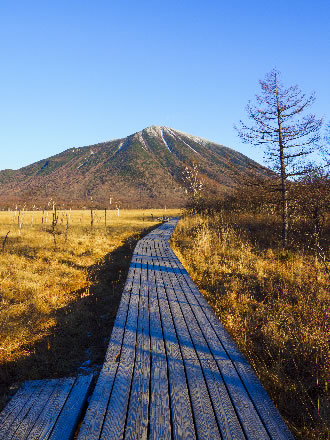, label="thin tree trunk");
[280,162,288,248]
[276,81,288,248]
